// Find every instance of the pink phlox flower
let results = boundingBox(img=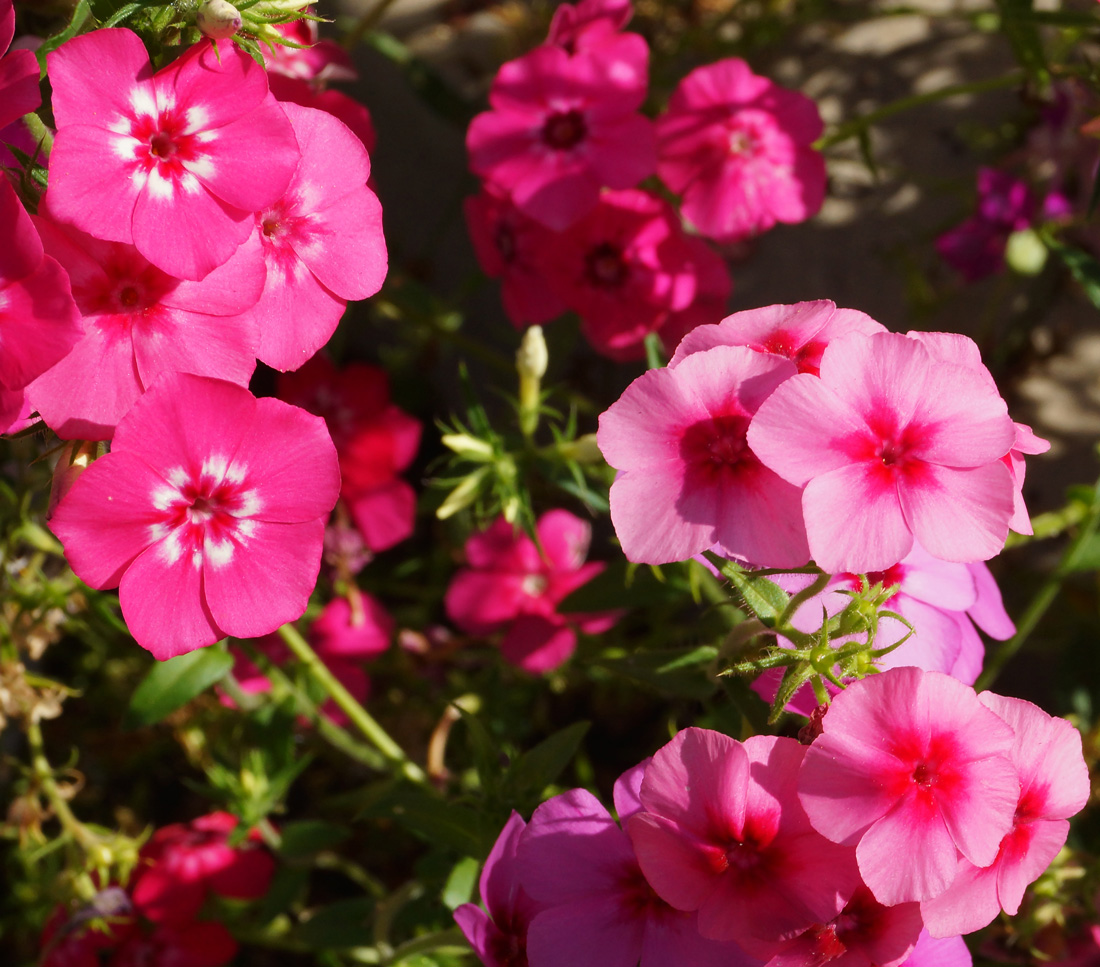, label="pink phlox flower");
[543,189,699,358]
[49,373,340,659]
[547,0,632,53]
[798,667,1021,907]
[626,729,861,946]
[0,0,41,130]
[936,168,1033,282]
[47,30,299,281]
[747,329,1018,573]
[517,771,762,967]
[897,931,972,967]
[269,74,377,154]
[920,694,1090,938]
[0,179,82,424]
[445,510,619,673]
[465,188,568,327]
[598,342,809,567]
[669,300,885,377]
[311,592,393,659]
[655,58,825,243]
[278,354,421,552]
[262,17,357,84]
[130,812,275,924]
[109,920,238,967]
[40,893,136,967]
[28,196,265,440]
[653,236,732,357]
[454,812,545,967]
[467,41,655,231]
